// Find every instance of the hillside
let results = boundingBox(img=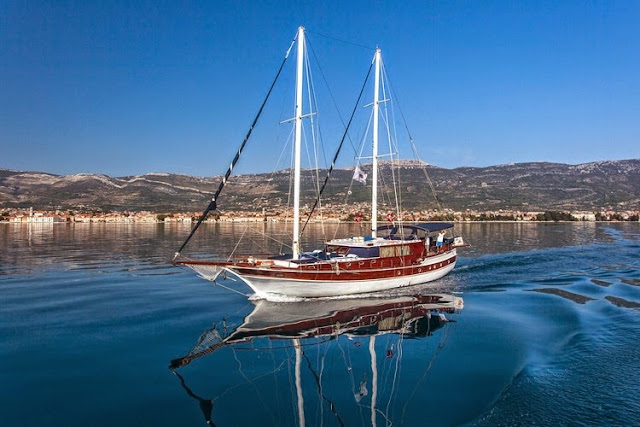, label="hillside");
[1,159,639,212]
